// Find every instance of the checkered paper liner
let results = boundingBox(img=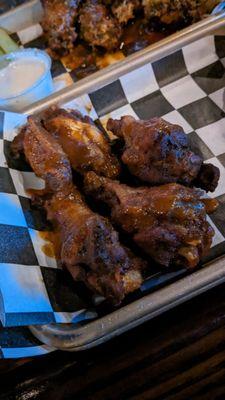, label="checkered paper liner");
[0,33,225,358]
[0,323,55,359]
